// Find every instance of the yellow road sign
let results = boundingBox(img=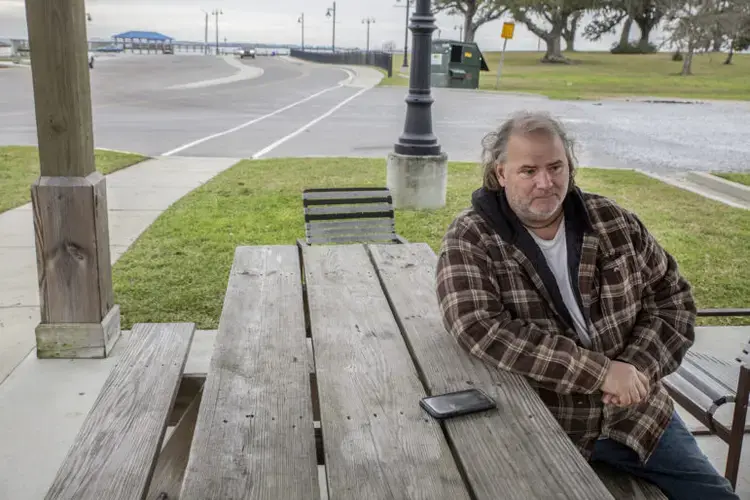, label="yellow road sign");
[501,22,515,39]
